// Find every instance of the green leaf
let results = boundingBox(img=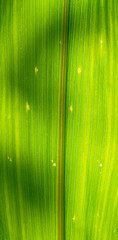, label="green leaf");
[0,0,118,240]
